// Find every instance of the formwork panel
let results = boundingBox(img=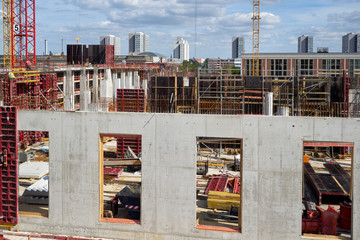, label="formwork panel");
[116,136,142,158]
[116,89,145,113]
[0,106,18,225]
